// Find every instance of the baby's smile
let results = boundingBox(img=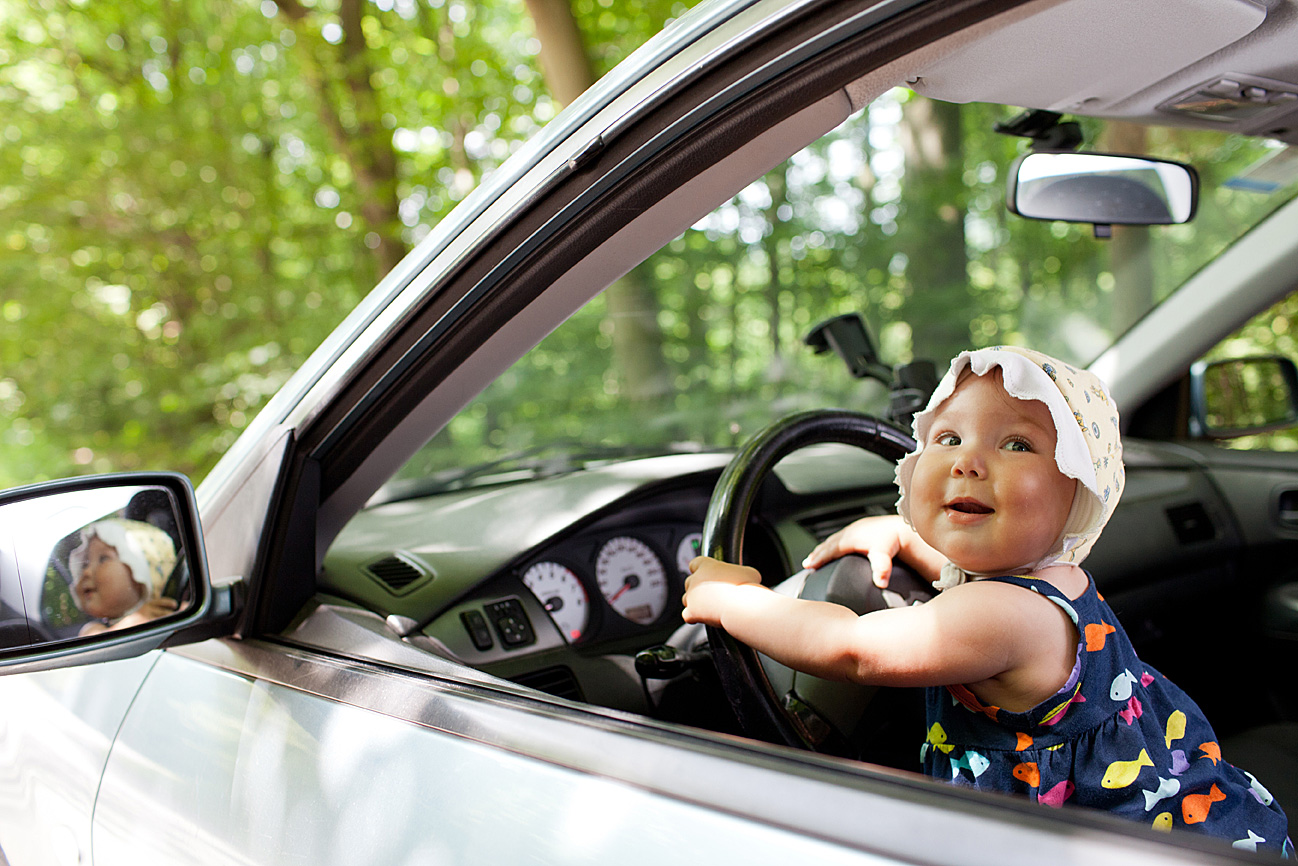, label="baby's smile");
[944,497,993,516]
